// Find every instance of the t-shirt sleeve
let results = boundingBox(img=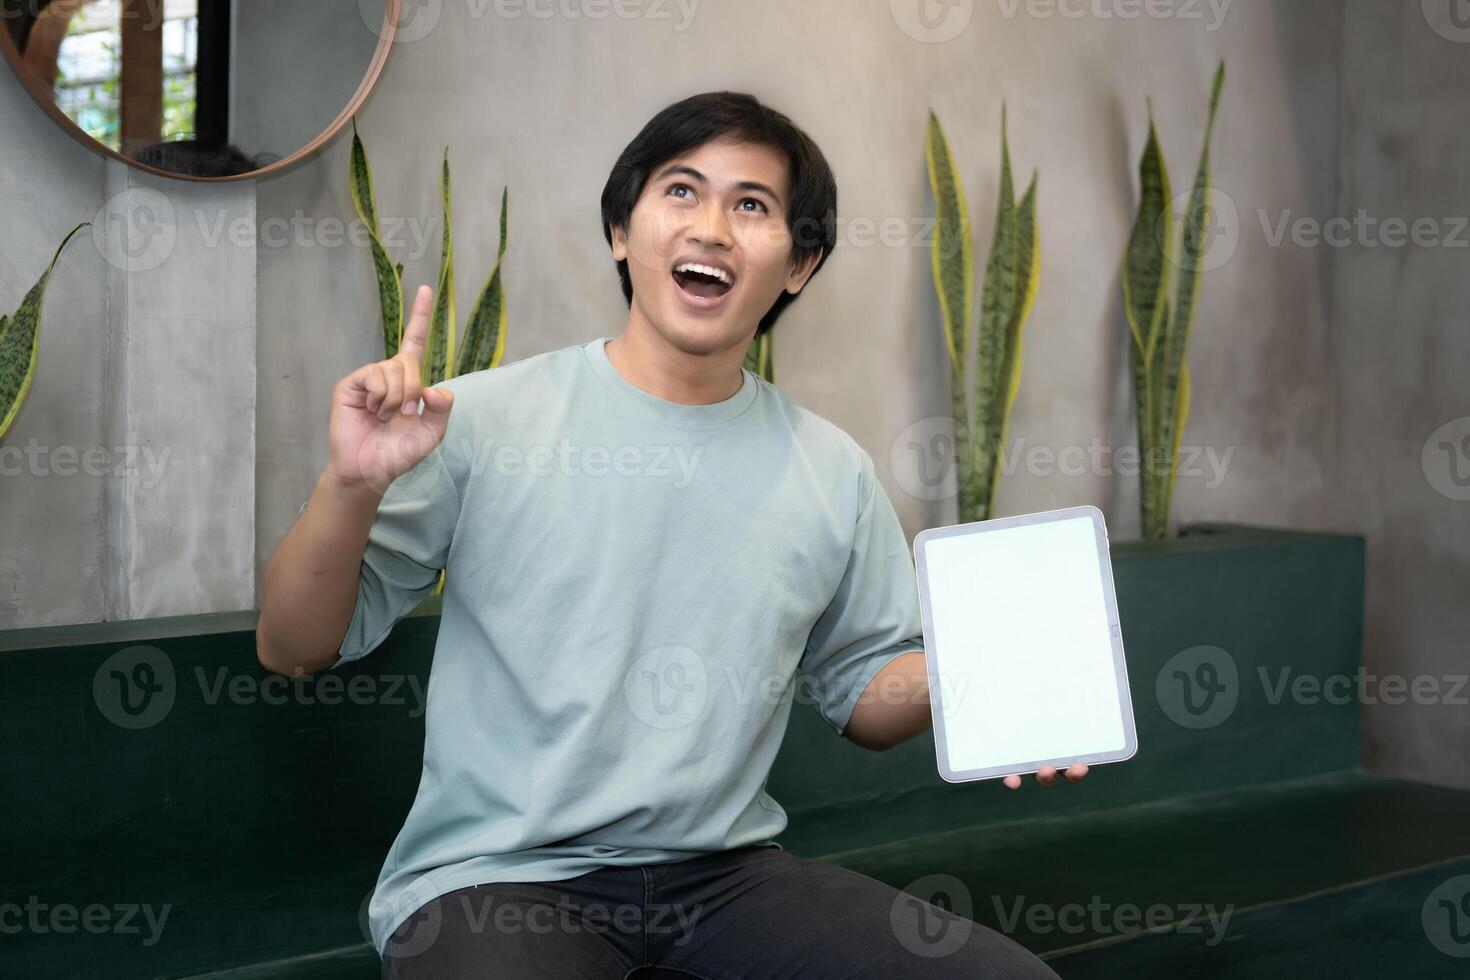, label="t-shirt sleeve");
[797,450,926,737]
[315,440,462,670]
